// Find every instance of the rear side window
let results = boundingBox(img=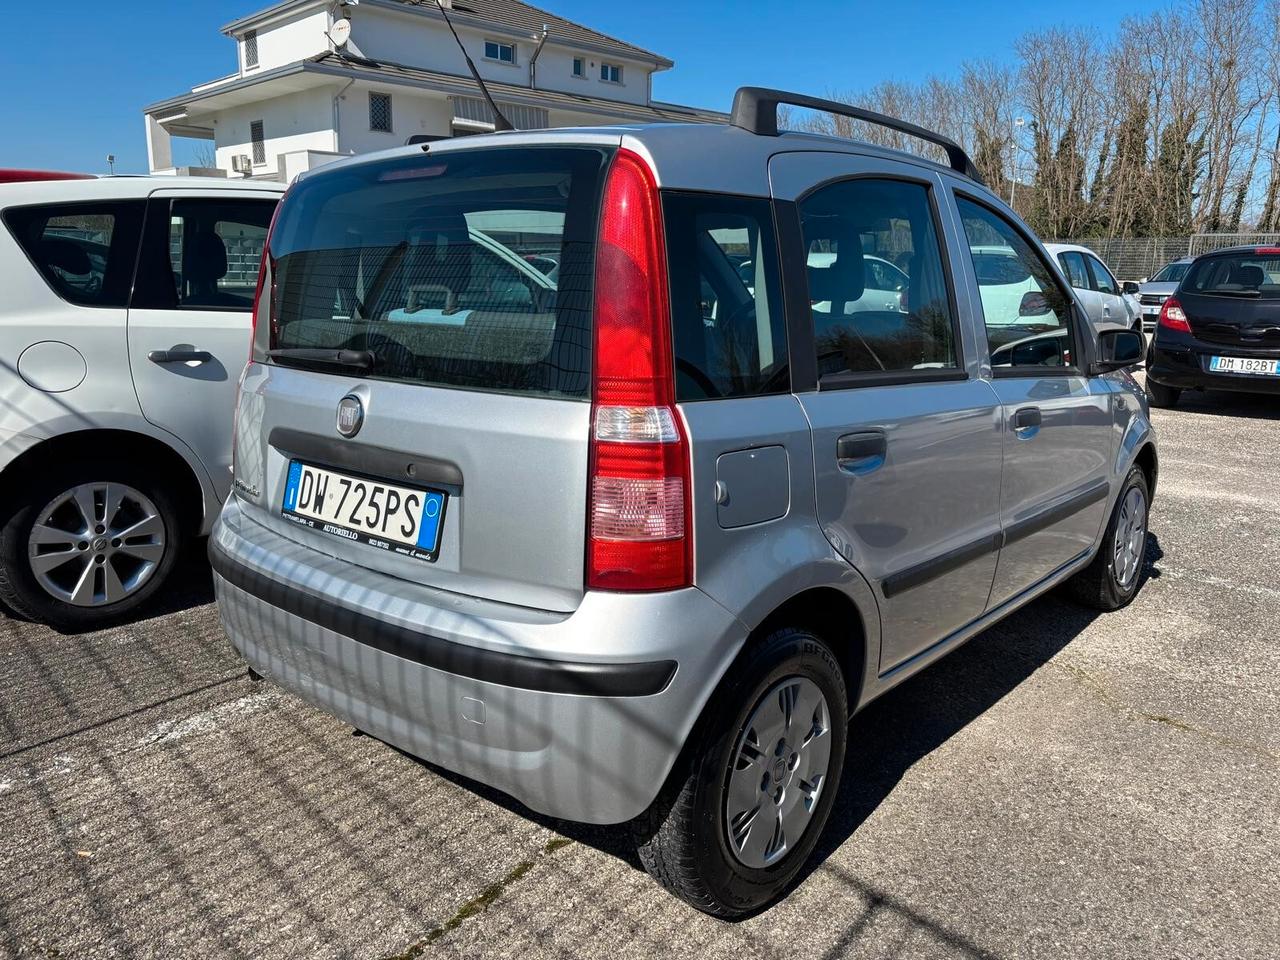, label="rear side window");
[1182,253,1280,299]
[664,193,788,401]
[4,201,144,307]
[798,178,959,378]
[267,147,607,399]
[133,197,276,311]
